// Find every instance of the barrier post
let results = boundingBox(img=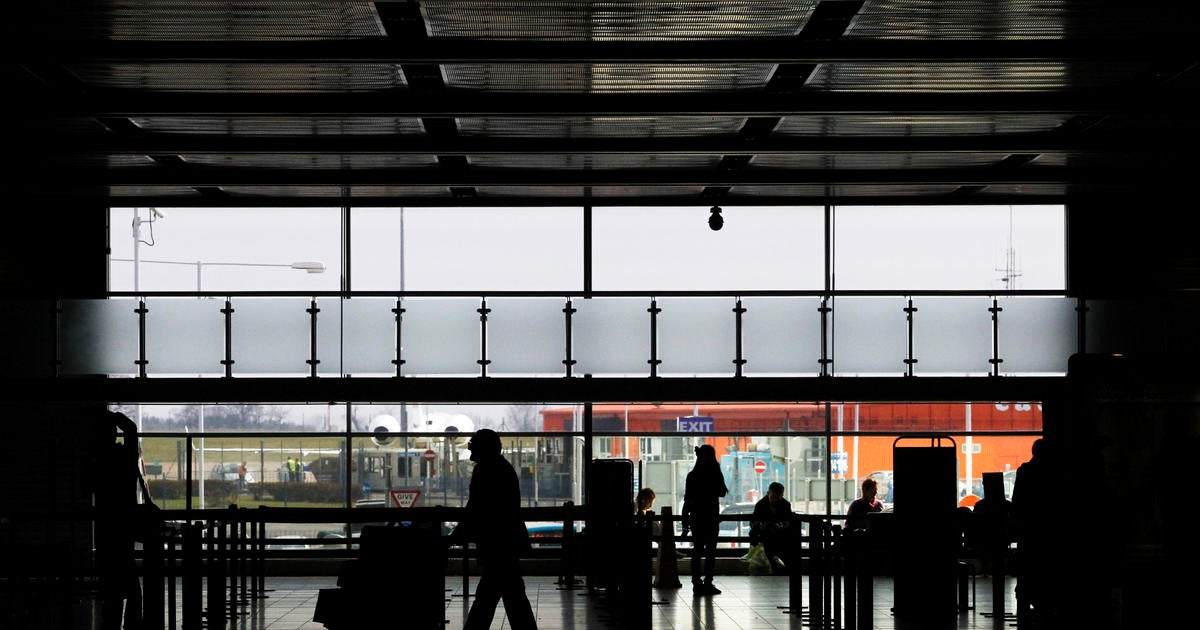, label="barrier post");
[653,506,682,588]
[181,523,202,630]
